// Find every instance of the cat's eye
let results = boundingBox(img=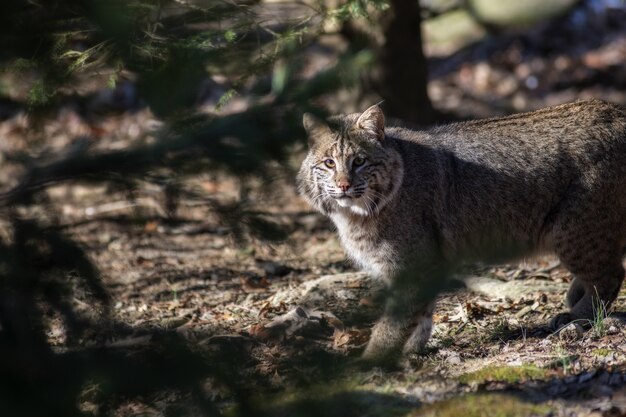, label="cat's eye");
[324,159,336,168]
[353,156,365,167]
